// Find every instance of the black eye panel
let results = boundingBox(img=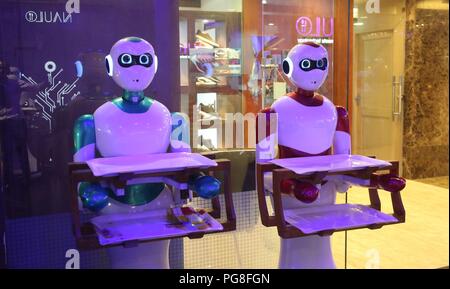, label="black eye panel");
[299,57,328,72]
[118,53,153,68]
